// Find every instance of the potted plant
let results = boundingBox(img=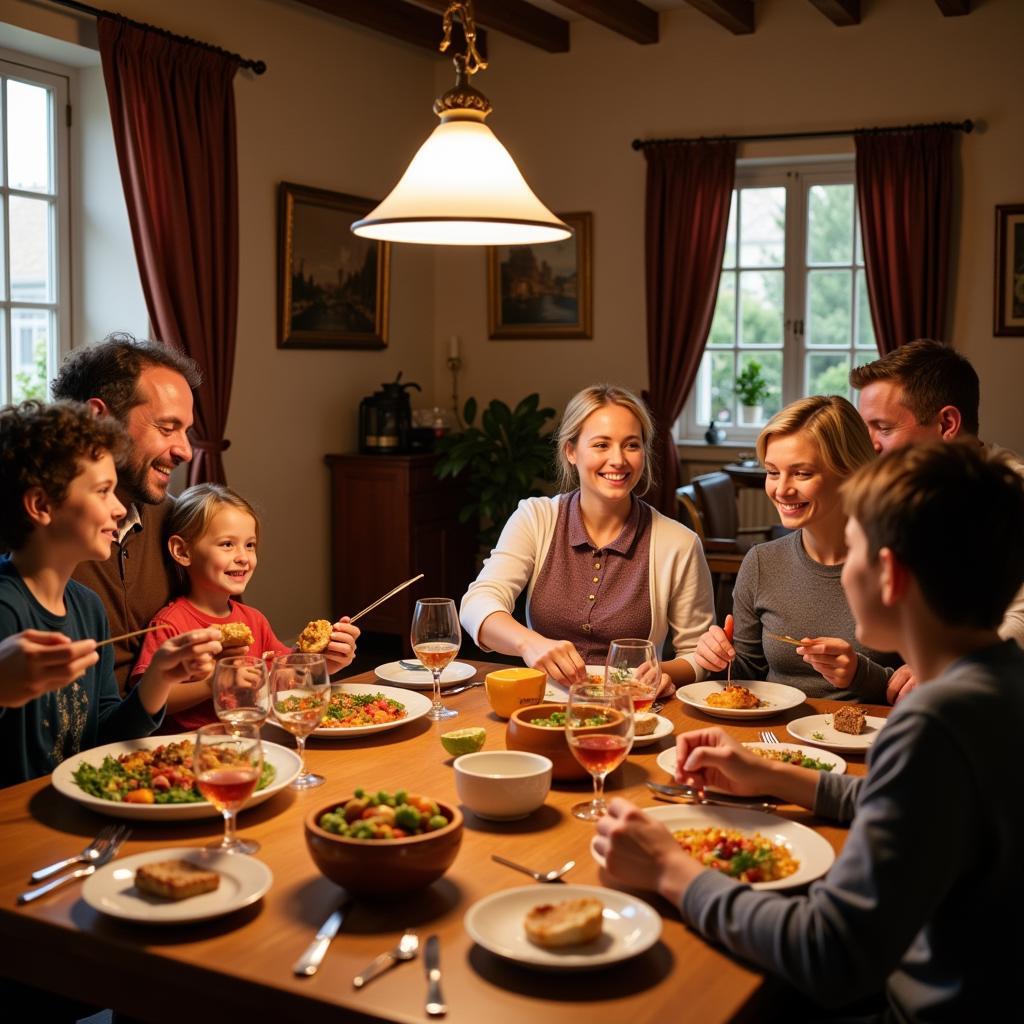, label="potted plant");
[735,360,771,425]
[434,393,557,554]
